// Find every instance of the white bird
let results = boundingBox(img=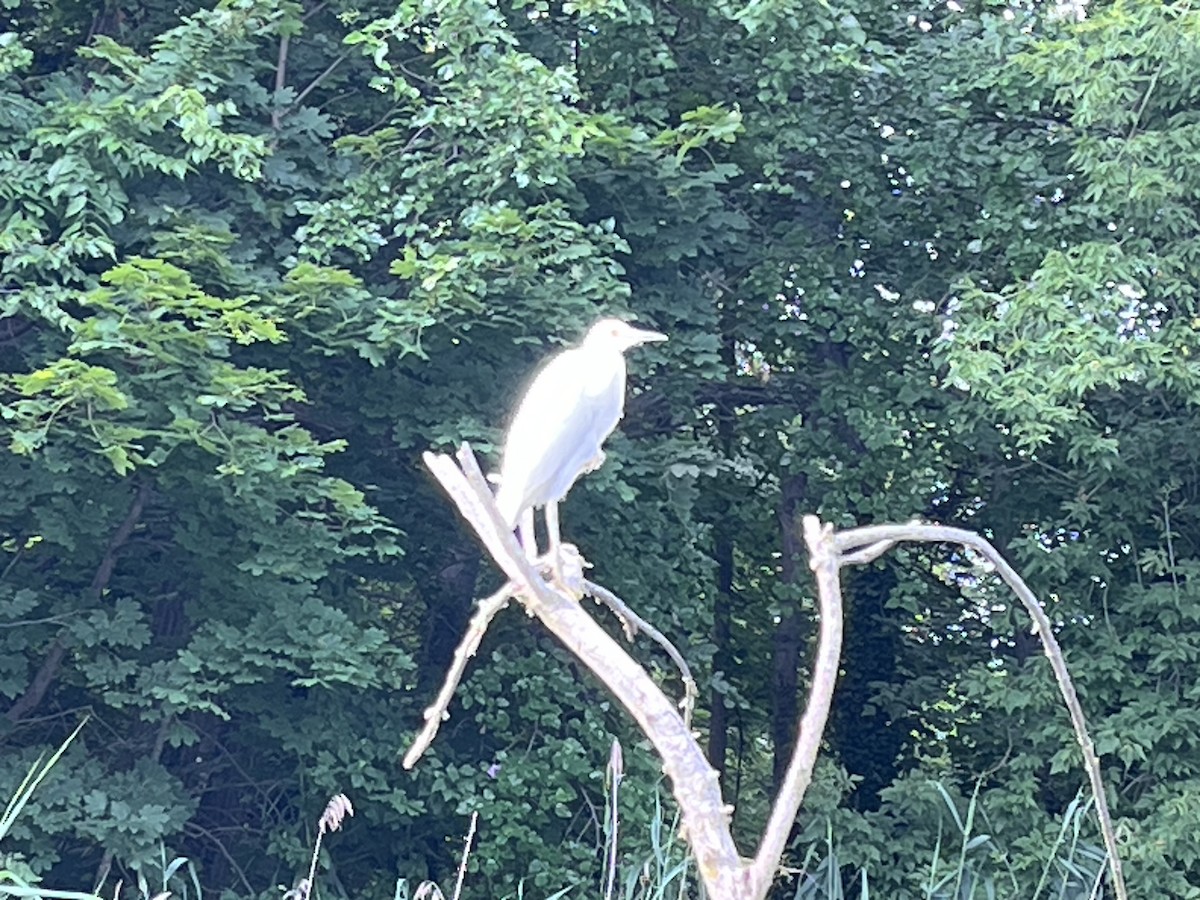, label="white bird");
[494,318,667,560]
